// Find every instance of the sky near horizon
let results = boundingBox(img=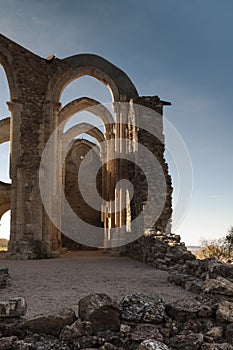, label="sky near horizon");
[0,0,232,245]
